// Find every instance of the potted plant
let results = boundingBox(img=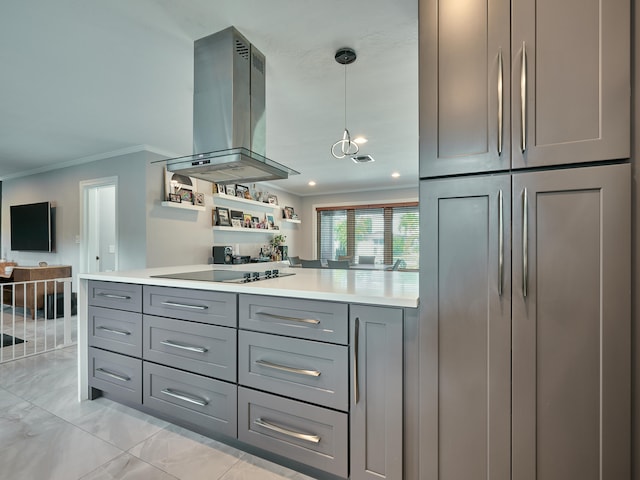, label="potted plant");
[270,234,287,260]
